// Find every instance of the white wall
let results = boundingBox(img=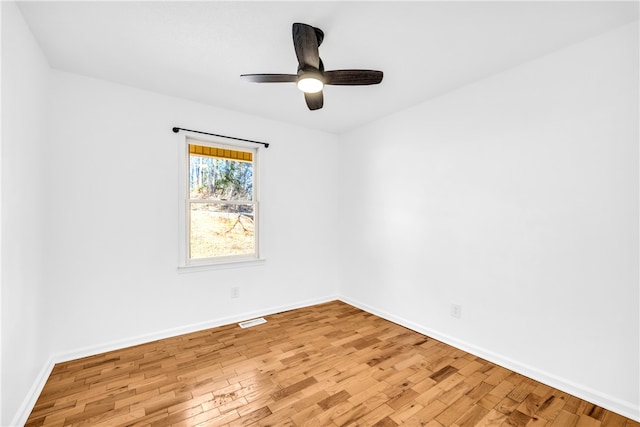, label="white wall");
[41,70,341,357]
[1,2,52,425]
[339,22,639,419]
